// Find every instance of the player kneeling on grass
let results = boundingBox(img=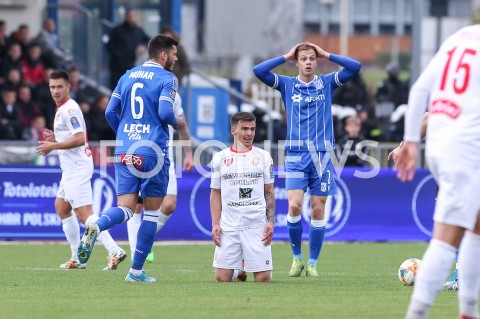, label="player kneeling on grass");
[210,112,275,282]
